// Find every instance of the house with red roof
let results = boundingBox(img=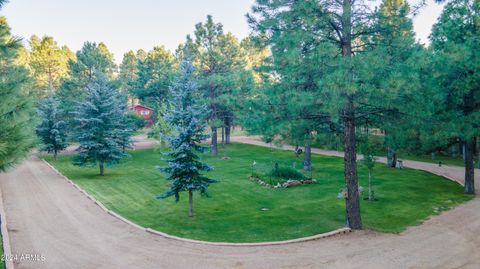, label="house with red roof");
[132,104,154,126]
